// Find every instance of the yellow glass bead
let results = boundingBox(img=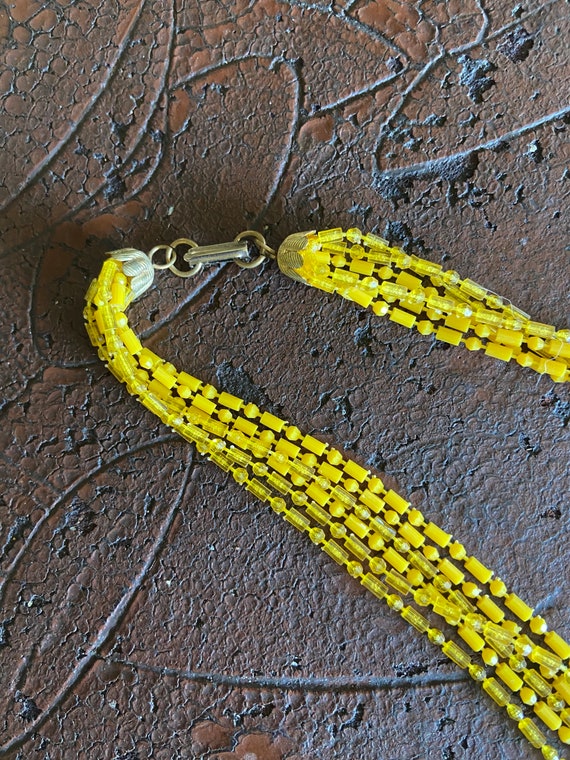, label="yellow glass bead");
[496,662,523,692]
[529,645,563,672]
[386,593,404,611]
[327,448,344,466]
[414,588,432,606]
[544,631,570,660]
[417,320,435,335]
[423,545,440,562]
[428,628,446,646]
[354,505,371,520]
[346,227,362,243]
[361,574,388,600]
[482,648,499,667]
[344,534,370,559]
[385,569,412,595]
[523,669,552,698]
[309,527,325,544]
[432,598,462,626]
[483,677,510,707]
[372,300,390,316]
[347,561,364,578]
[406,568,424,586]
[509,654,526,672]
[286,425,302,441]
[233,468,248,484]
[518,717,547,749]
[489,578,507,597]
[547,694,565,712]
[330,522,347,538]
[541,746,561,760]
[322,539,349,565]
[306,501,330,526]
[393,537,410,554]
[408,550,437,578]
[469,663,486,681]
[362,276,379,291]
[270,496,286,512]
[369,556,387,575]
[318,228,344,243]
[433,575,451,592]
[507,703,525,721]
[521,687,538,705]
[443,640,471,669]
[401,606,430,633]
